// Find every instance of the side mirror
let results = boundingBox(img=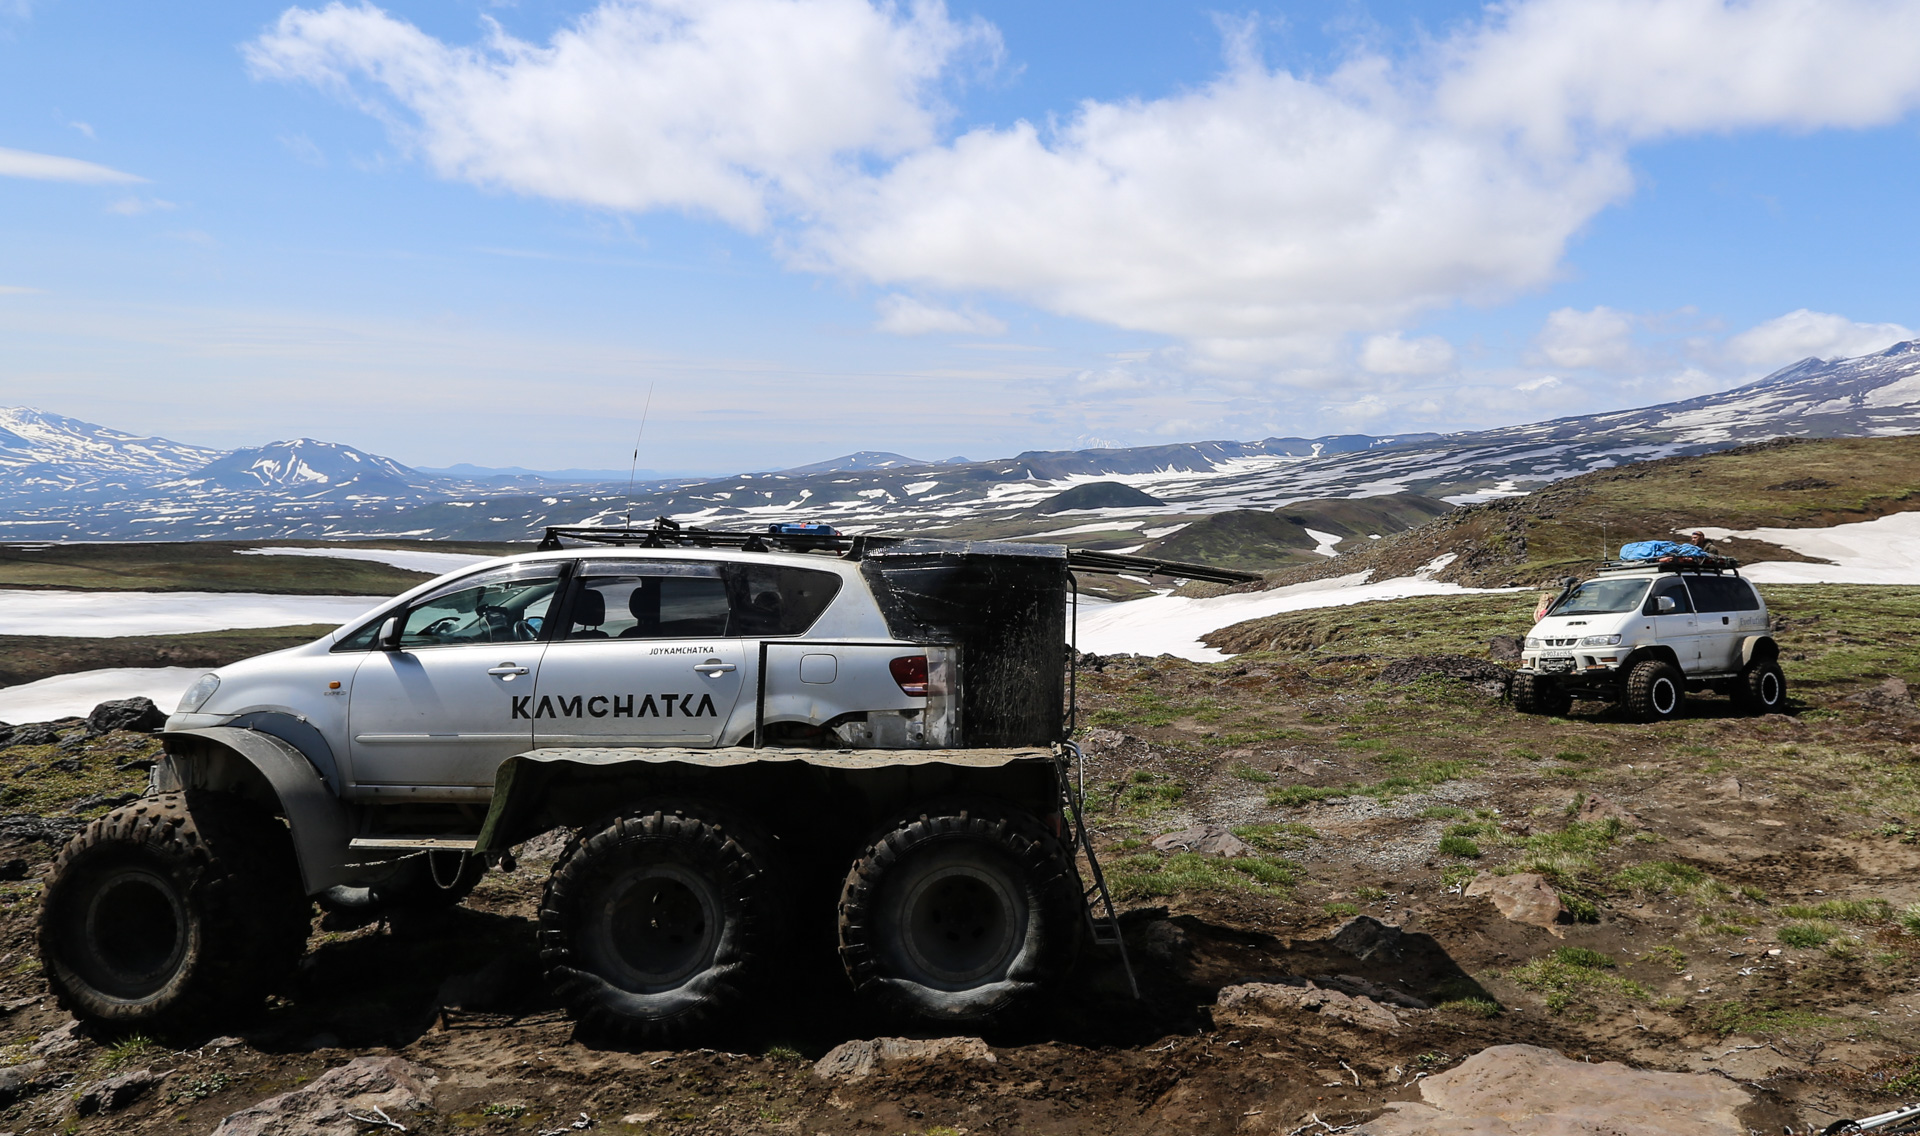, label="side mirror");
[1656,596,1678,614]
[378,615,403,650]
